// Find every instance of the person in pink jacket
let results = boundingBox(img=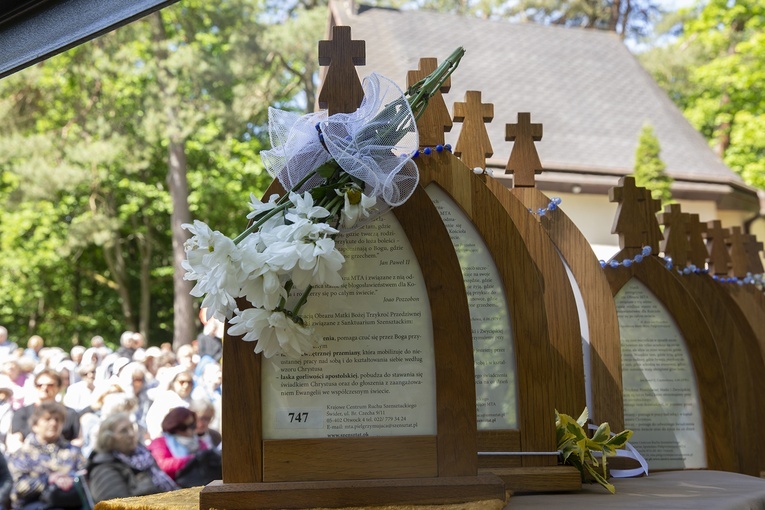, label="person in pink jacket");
[147,407,209,481]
